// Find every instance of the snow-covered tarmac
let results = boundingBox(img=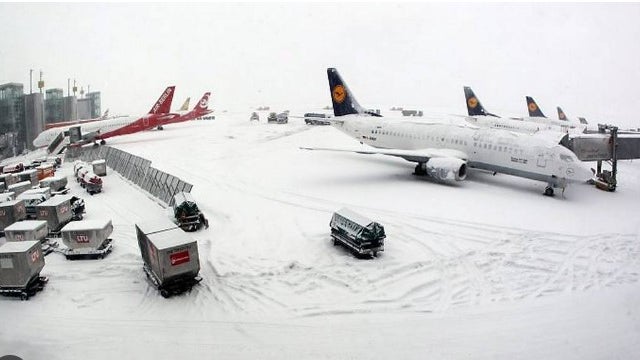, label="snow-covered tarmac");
[1,112,639,359]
